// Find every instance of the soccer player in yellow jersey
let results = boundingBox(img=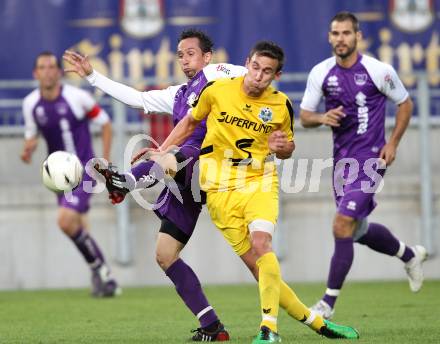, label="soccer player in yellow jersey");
[159,41,359,343]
